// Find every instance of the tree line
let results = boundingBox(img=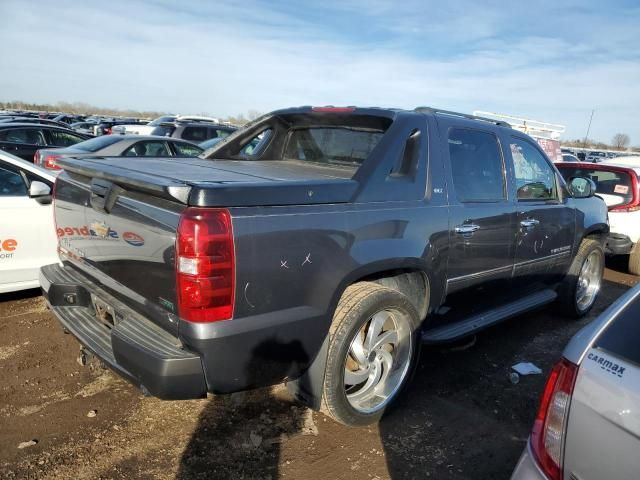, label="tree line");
[0,100,261,126]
